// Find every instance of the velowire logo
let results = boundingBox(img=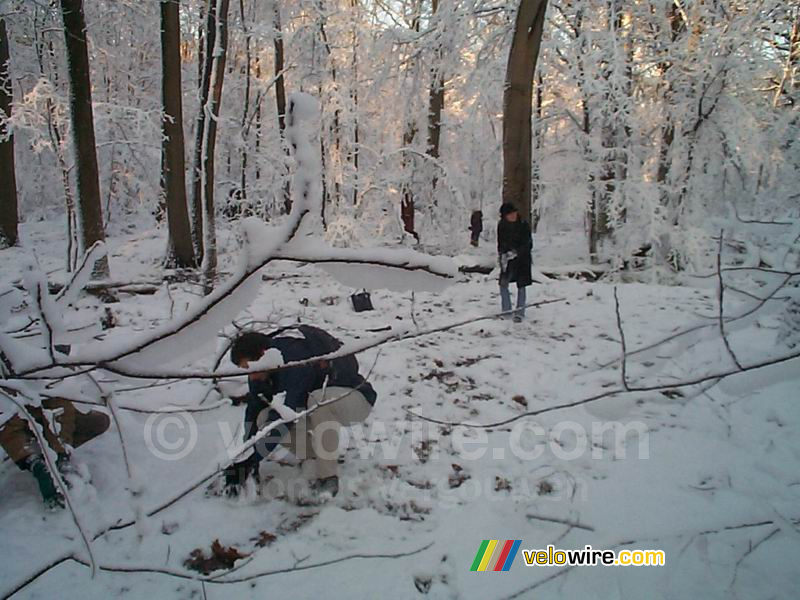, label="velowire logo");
[470,540,522,572]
